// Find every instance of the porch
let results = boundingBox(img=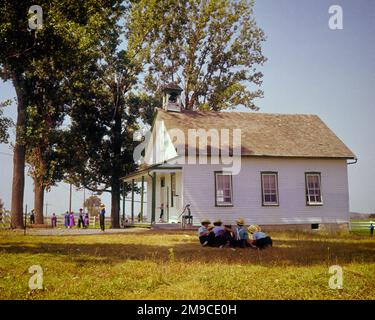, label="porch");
[121,164,185,225]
